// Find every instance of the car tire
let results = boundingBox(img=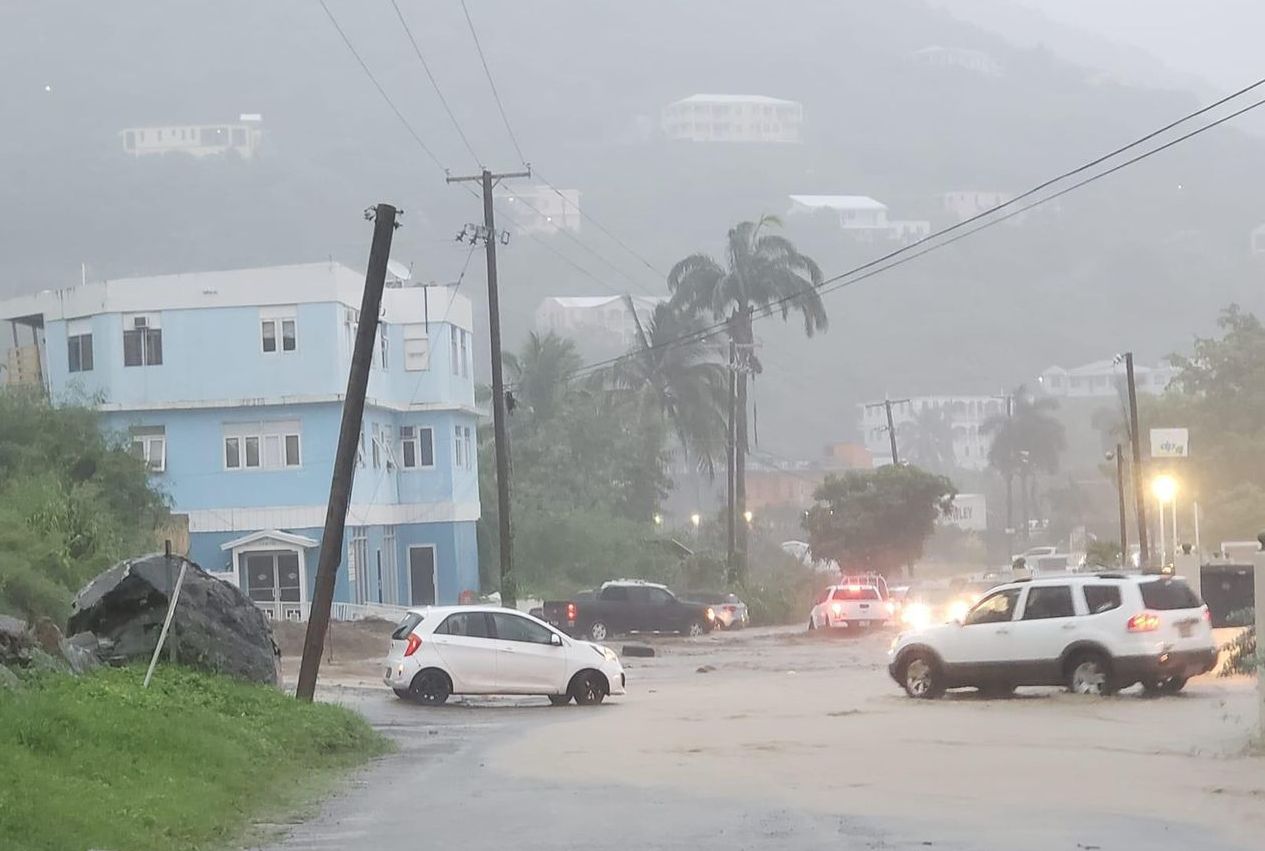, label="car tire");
[1142,675,1188,697]
[569,671,608,706]
[807,617,816,631]
[899,650,945,700]
[1066,651,1116,697]
[408,668,452,706]
[687,620,706,638]
[392,688,410,700]
[588,621,610,642]
[547,694,571,706]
